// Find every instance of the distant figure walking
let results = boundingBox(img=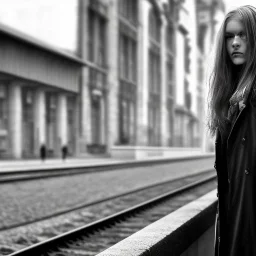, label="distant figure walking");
[61,145,68,161]
[40,144,46,162]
